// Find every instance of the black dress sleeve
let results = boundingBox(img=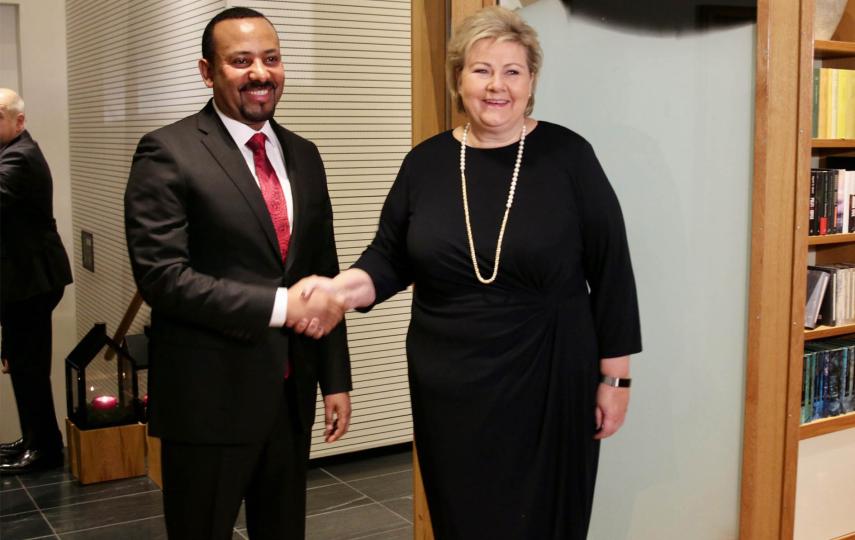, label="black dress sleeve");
[351,153,415,306]
[572,139,642,357]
